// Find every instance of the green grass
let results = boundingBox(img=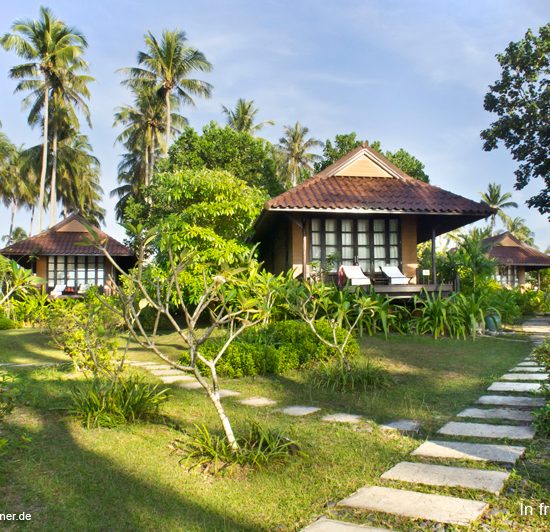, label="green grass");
[0,329,548,531]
